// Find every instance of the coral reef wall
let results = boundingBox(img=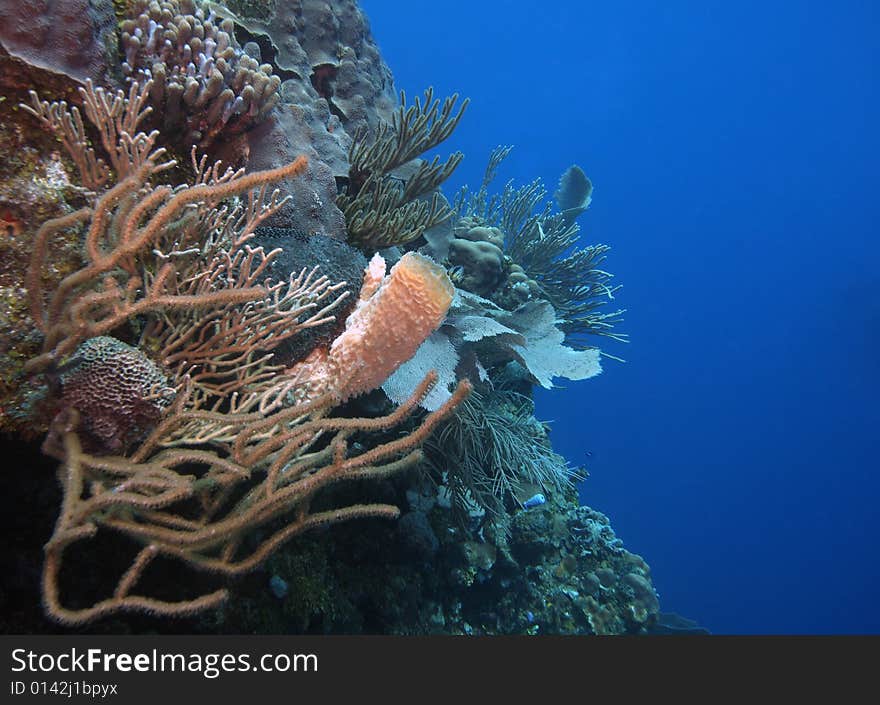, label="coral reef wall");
[211,0,398,238]
[0,0,663,635]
